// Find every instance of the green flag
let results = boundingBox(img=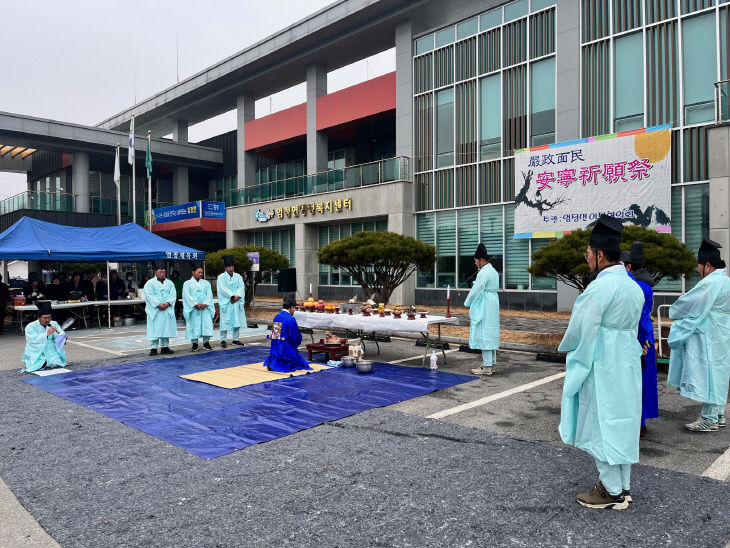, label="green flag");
[145,136,152,179]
